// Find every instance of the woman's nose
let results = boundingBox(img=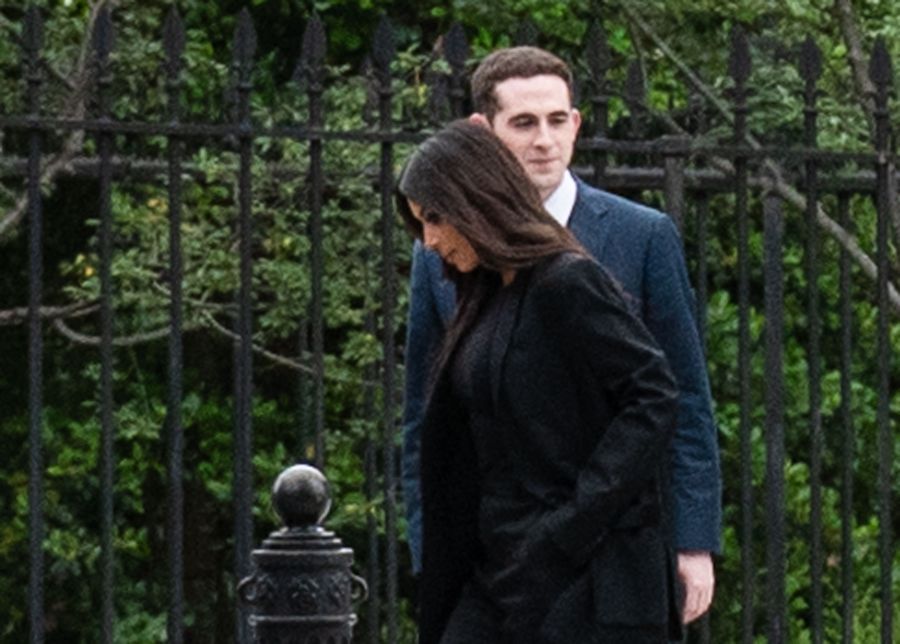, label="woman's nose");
[422,223,440,249]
